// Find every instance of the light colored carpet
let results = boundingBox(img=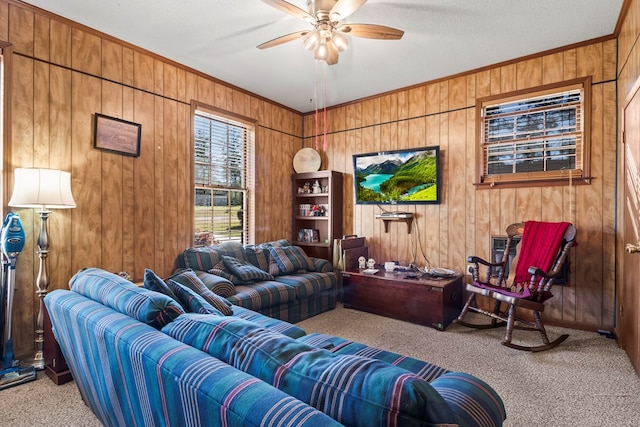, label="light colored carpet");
[0,370,100,426]
[297,305,640,427]
[0,304,638,426]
